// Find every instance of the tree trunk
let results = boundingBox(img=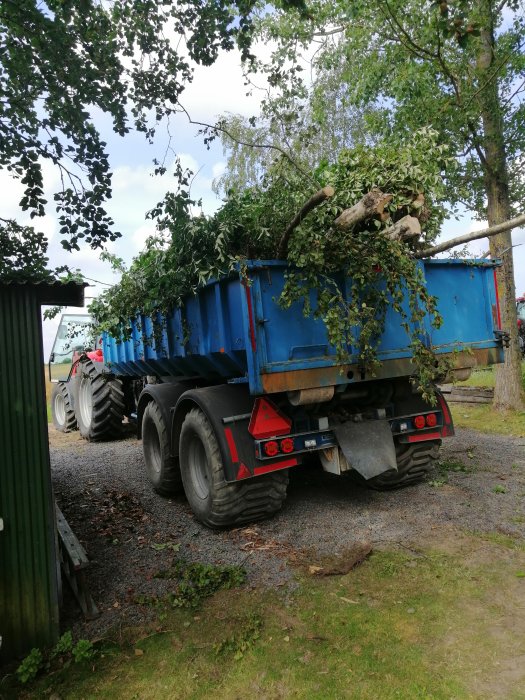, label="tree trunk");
[478,8,524,410]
